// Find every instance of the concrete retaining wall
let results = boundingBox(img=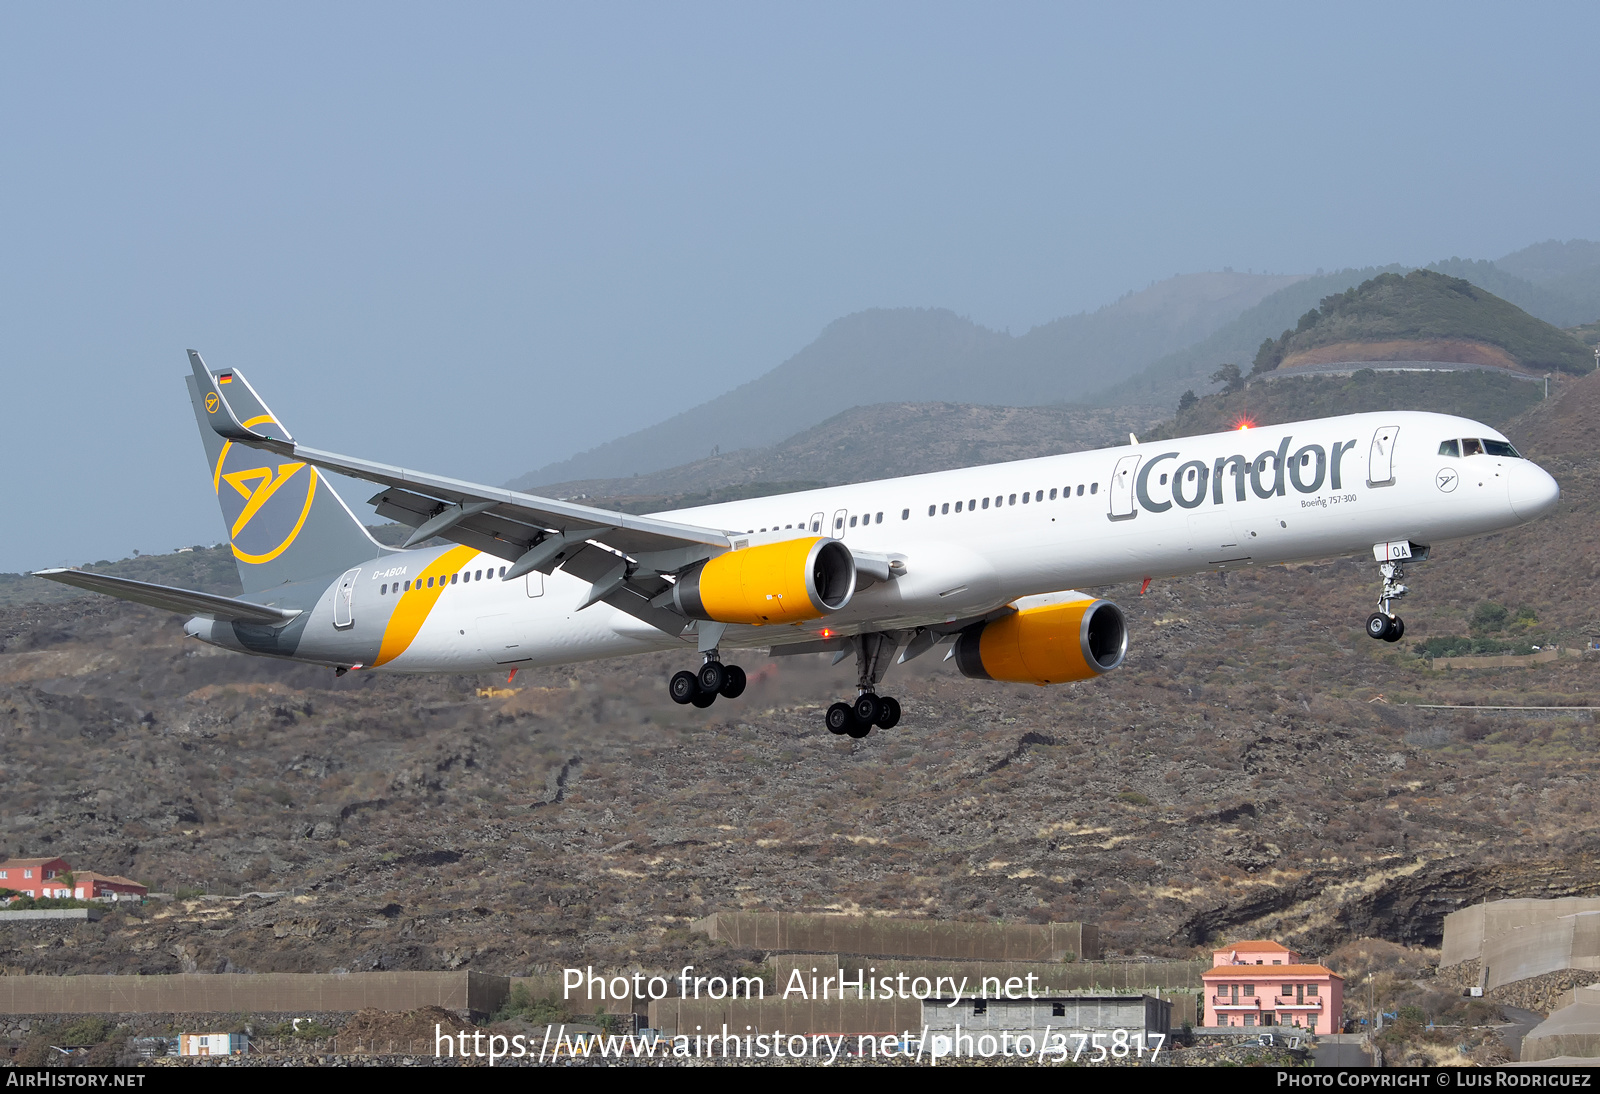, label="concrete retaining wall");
[1483,913,1600,990]
[0,971,507,1019]
[0,909,102,922]
[1442,898,1600,968]
[692,913,1099,962]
